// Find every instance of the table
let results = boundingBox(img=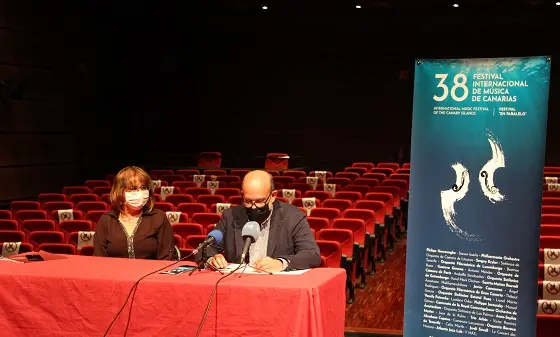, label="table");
[0,254,346,337]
